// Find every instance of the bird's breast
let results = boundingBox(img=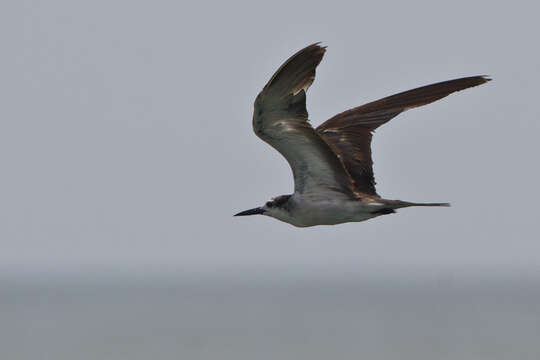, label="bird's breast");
[288,197,380,227]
